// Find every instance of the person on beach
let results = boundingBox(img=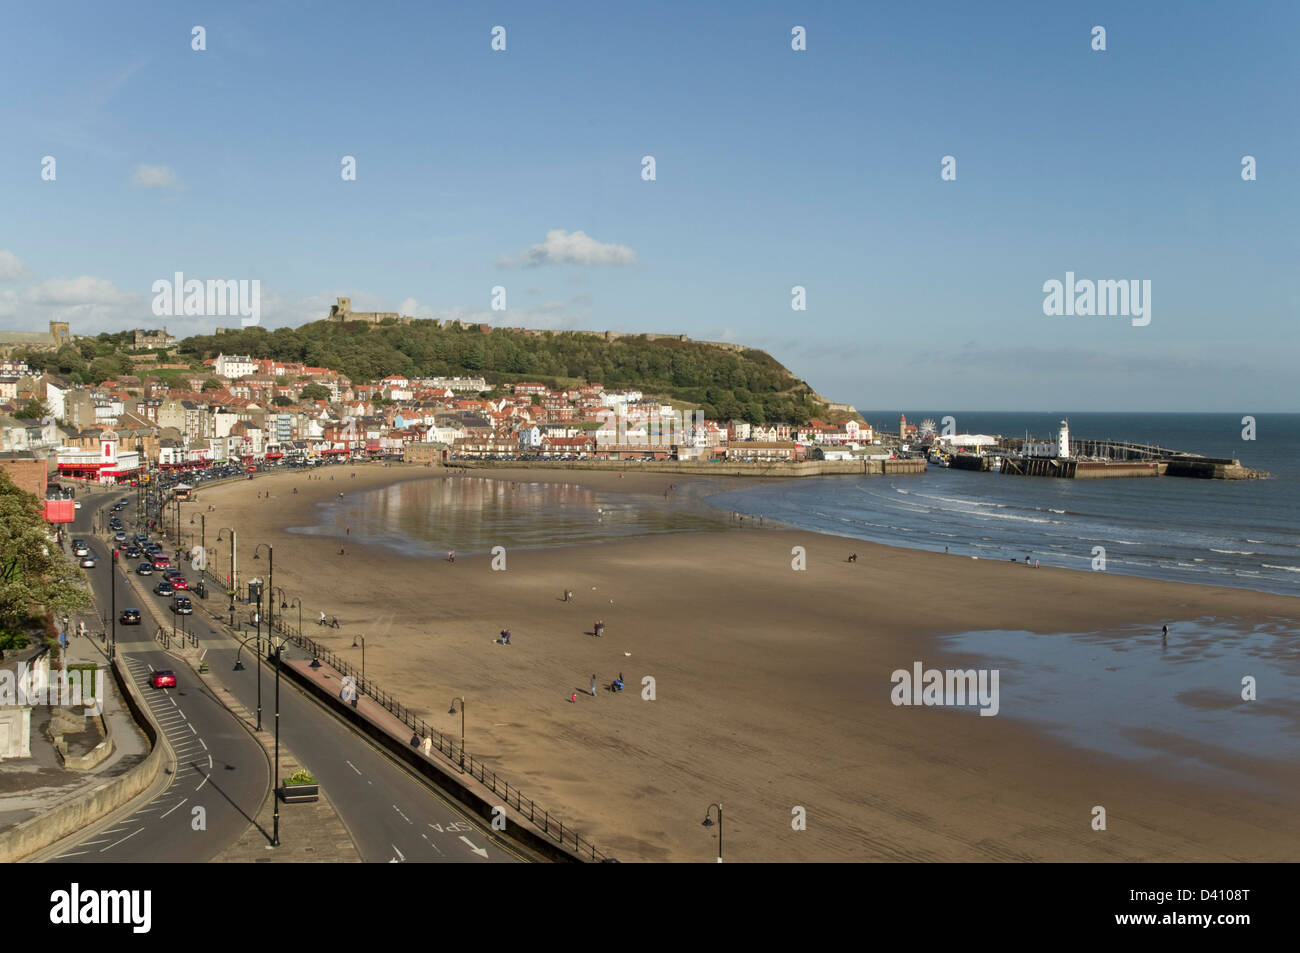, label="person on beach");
[448,550,455,563]
[320,611,327,625]
[590,675,597,697]
[346,525,350,535]
[848,553,857,563]
[339,546,346,556]
[563,589,573,602]
[944,545,949,554]
[1162,624,1168,644]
